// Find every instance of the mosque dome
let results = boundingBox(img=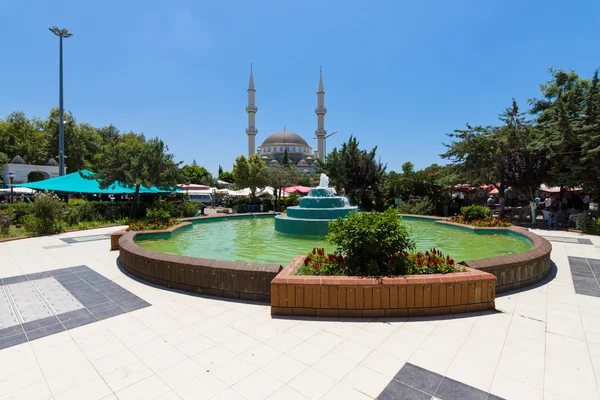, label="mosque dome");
[46,158,59,167]
[10,155,25,164]
[261,131,309,148]
[269,159,280,166]
[297,159,310,167]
